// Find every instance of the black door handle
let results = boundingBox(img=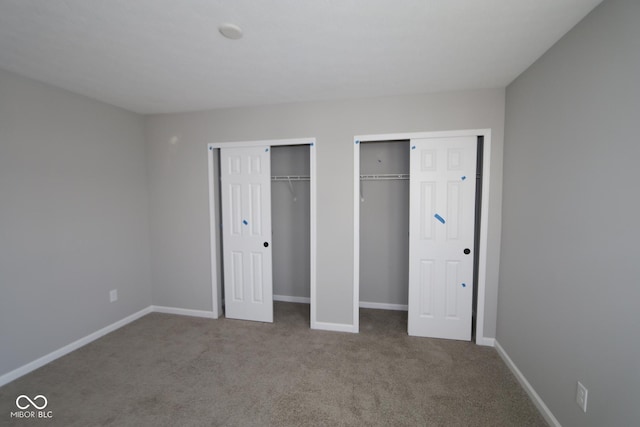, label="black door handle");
[464,248,471,255]
[264,242,269,248]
